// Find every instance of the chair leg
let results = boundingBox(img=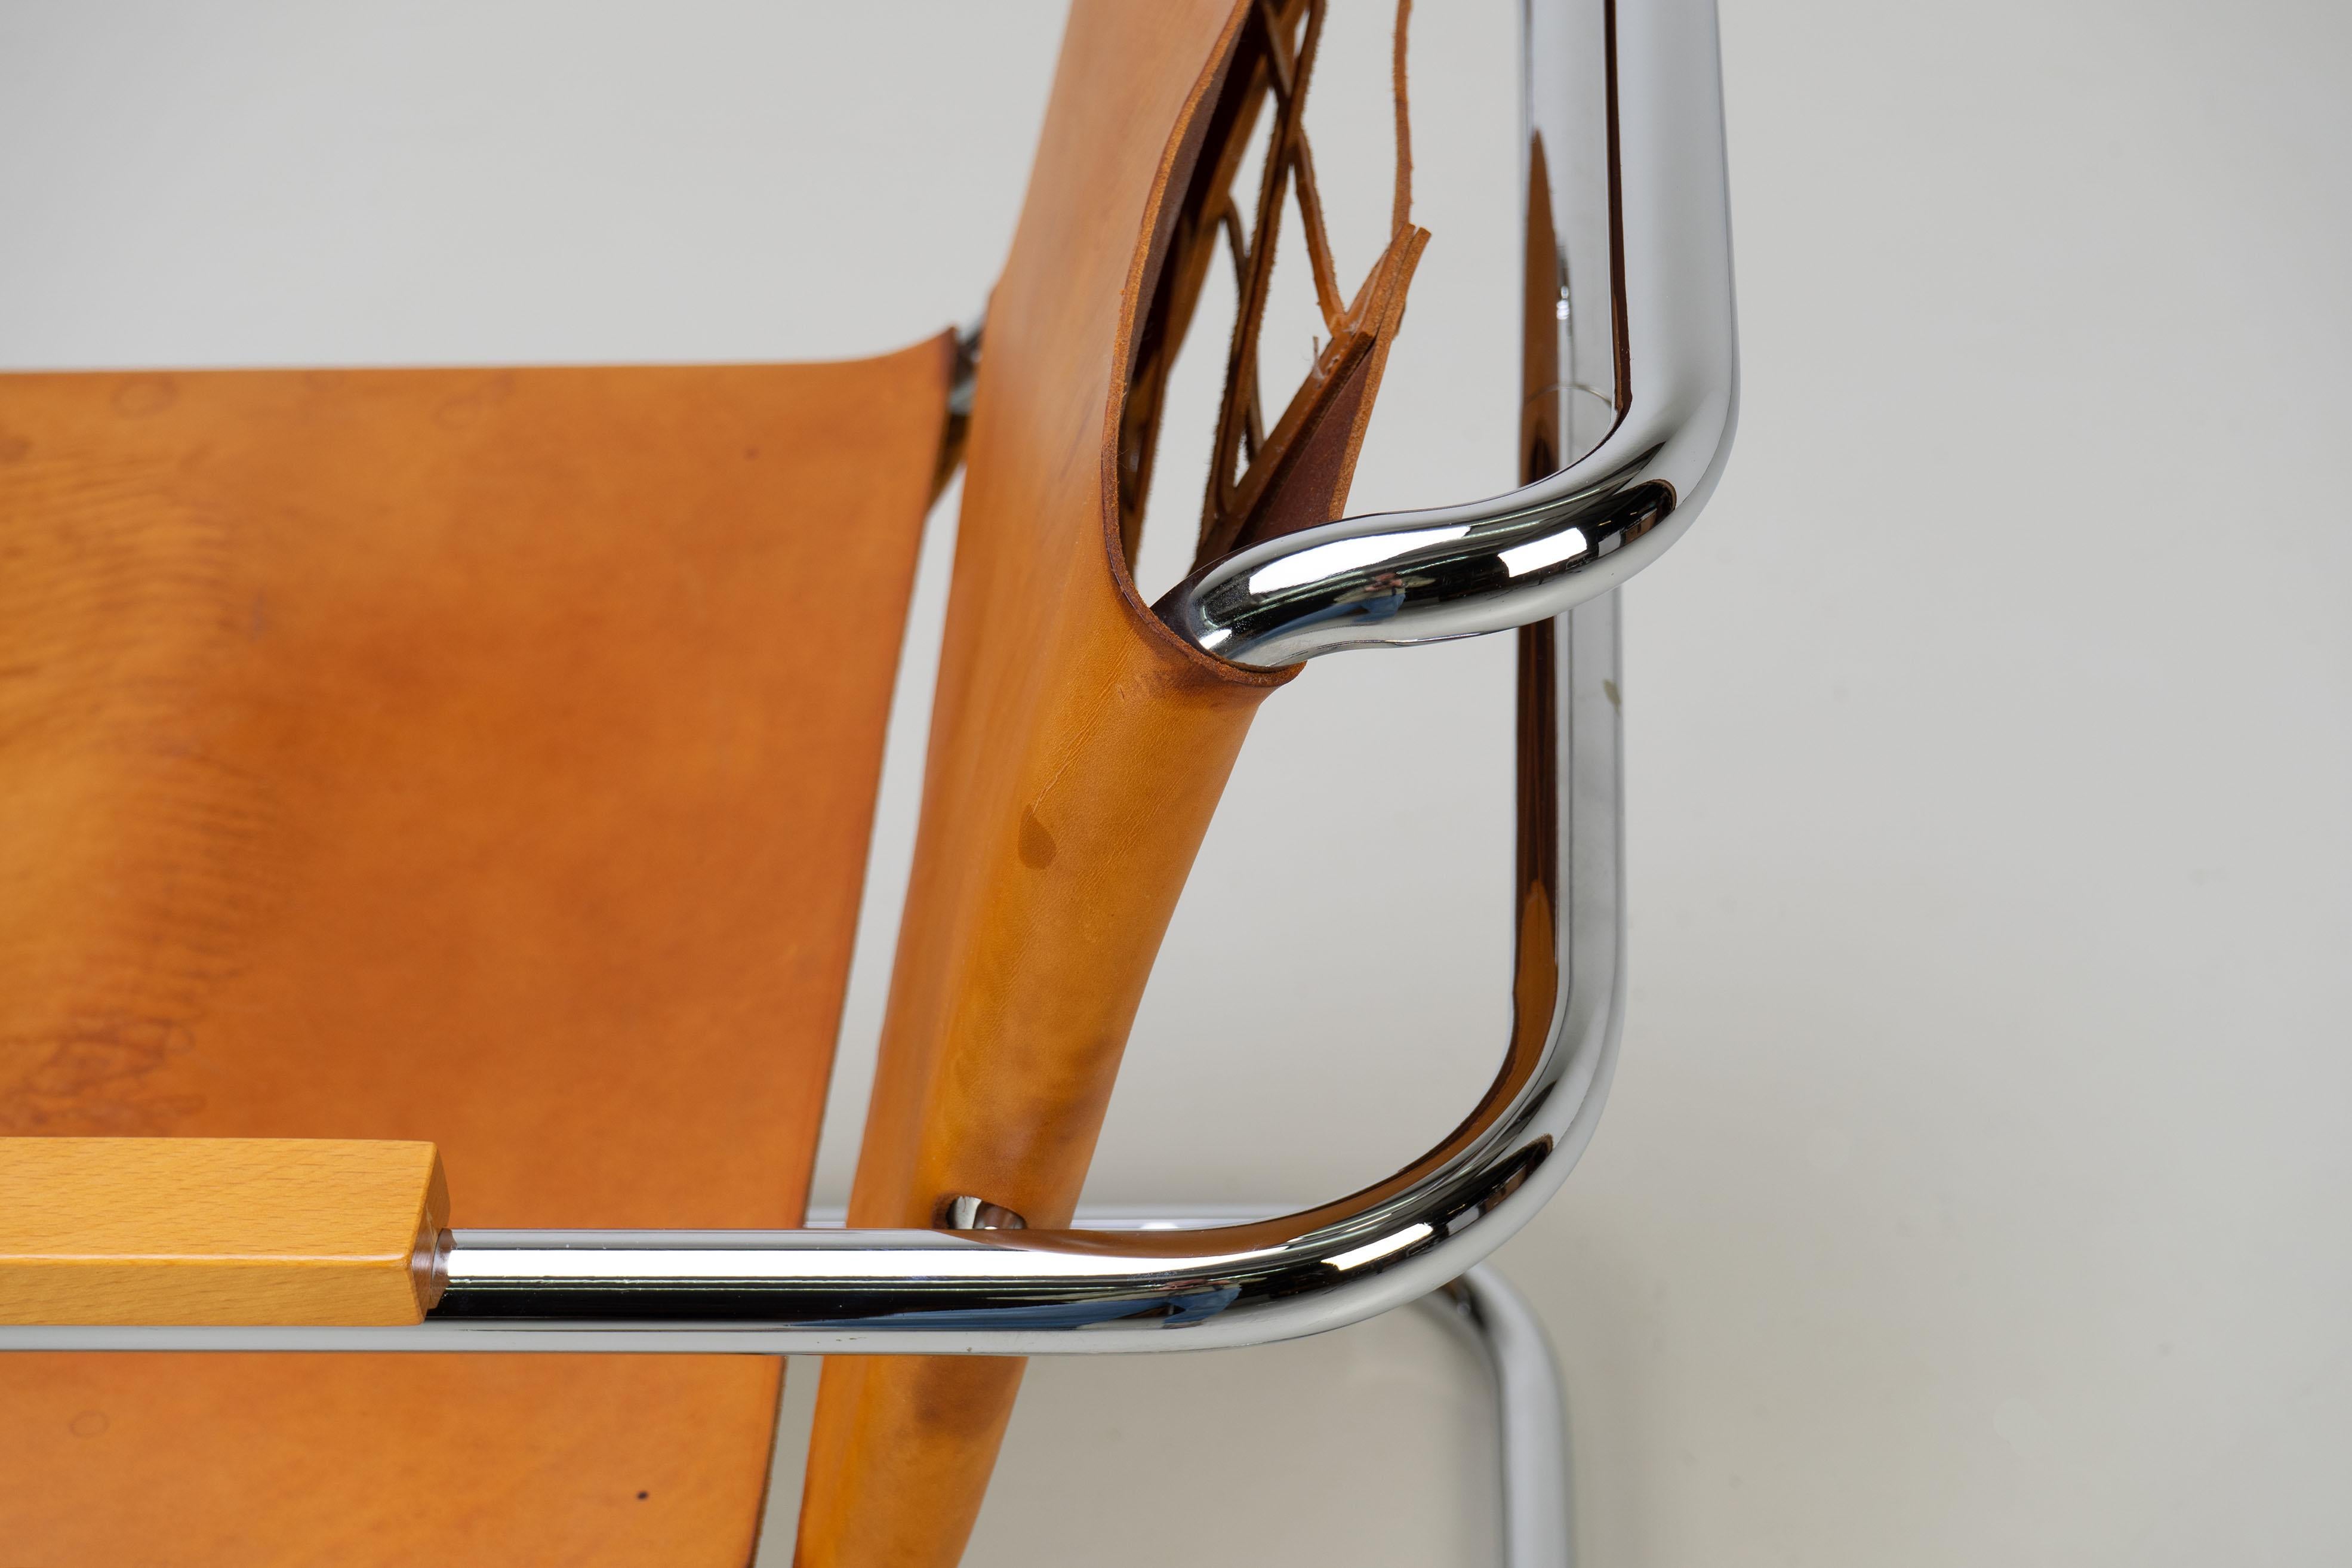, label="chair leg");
[1421,1265,1575,1568]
